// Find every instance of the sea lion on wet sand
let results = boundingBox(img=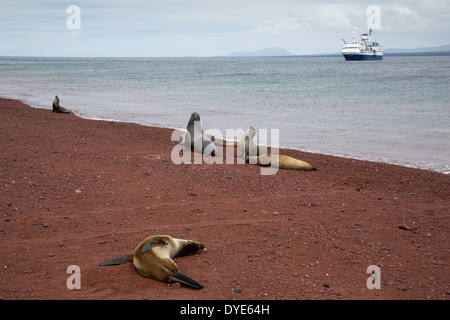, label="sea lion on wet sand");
[52,96,73,114]
[182,112,216,157]
[99,235,205,289]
